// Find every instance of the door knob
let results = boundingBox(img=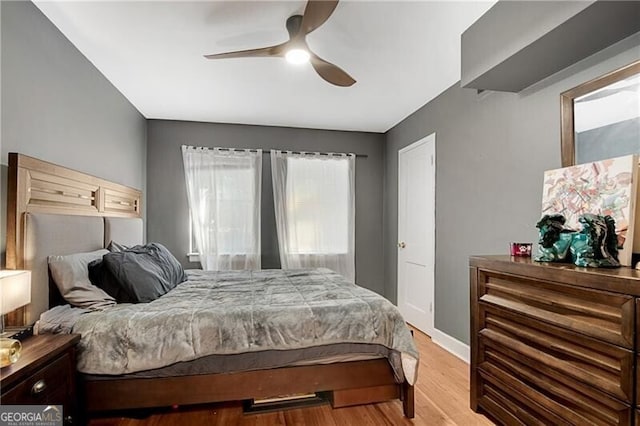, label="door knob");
[398,242,406,249]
